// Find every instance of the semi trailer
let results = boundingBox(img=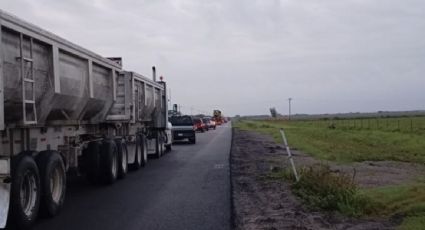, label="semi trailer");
[0,10,169,229]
